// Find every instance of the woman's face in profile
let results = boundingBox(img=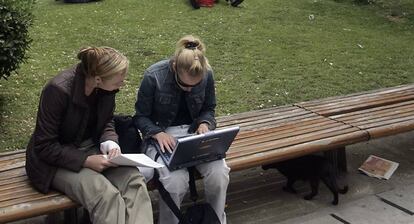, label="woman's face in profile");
[99,72,126,91]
